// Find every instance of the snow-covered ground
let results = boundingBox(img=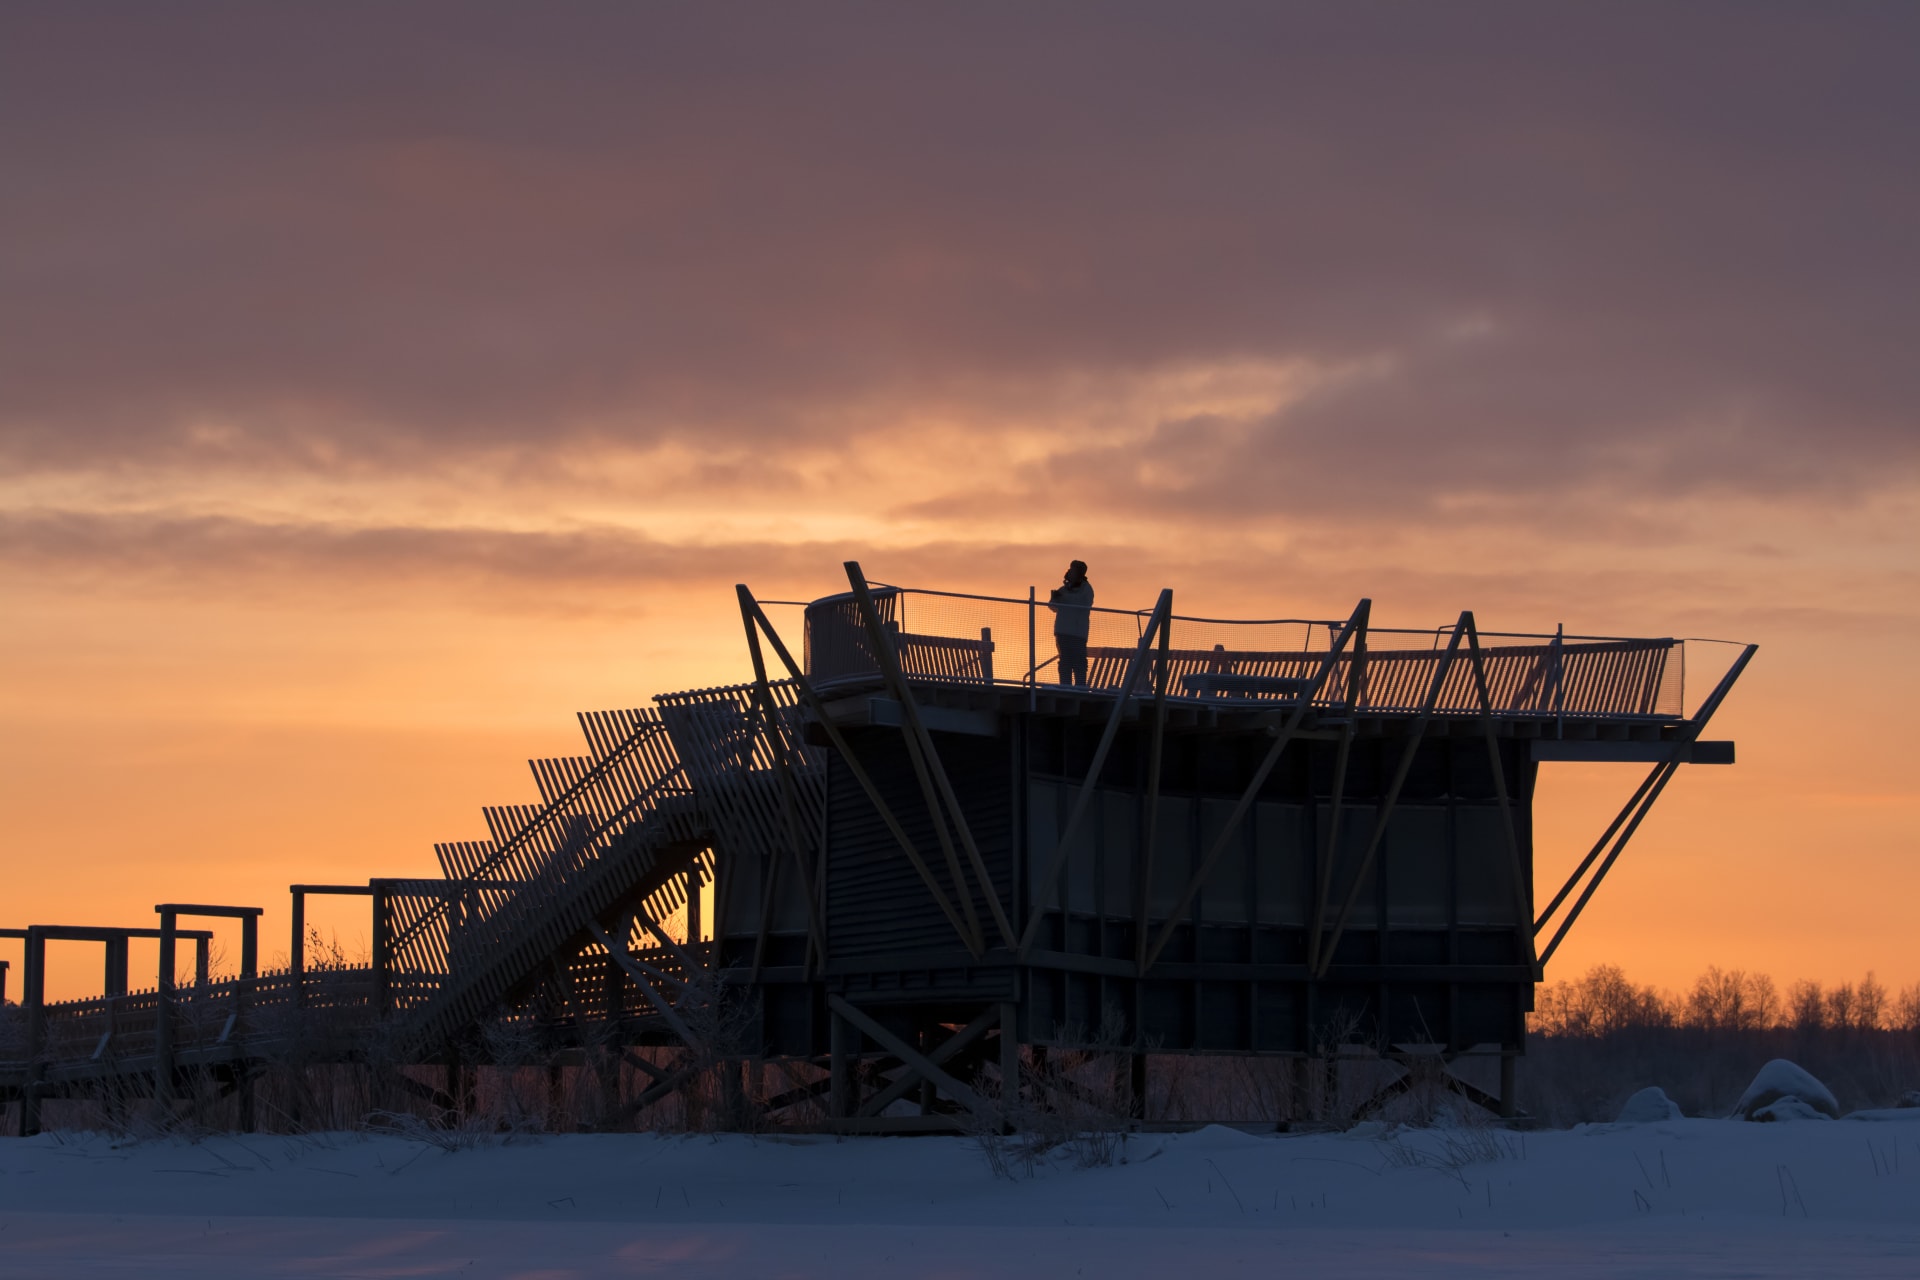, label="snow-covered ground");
[4,1117,1919,1277]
